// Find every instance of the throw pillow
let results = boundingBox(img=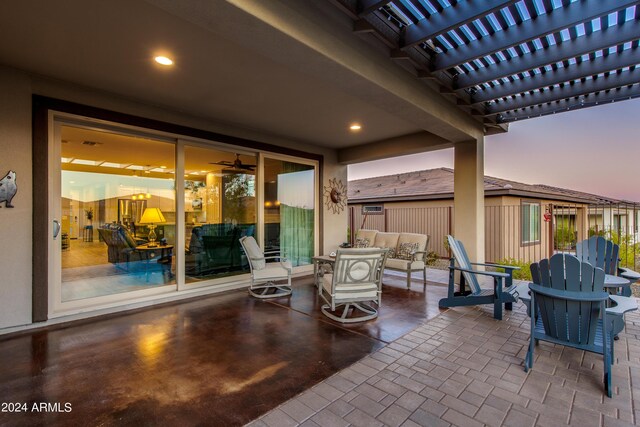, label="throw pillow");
[385,247,396,259]
[354,237,370,248]
[396,242,419,260]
